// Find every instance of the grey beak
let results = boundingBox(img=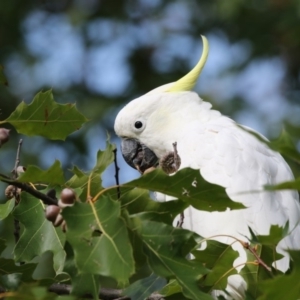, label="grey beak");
[121,138,158,174]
